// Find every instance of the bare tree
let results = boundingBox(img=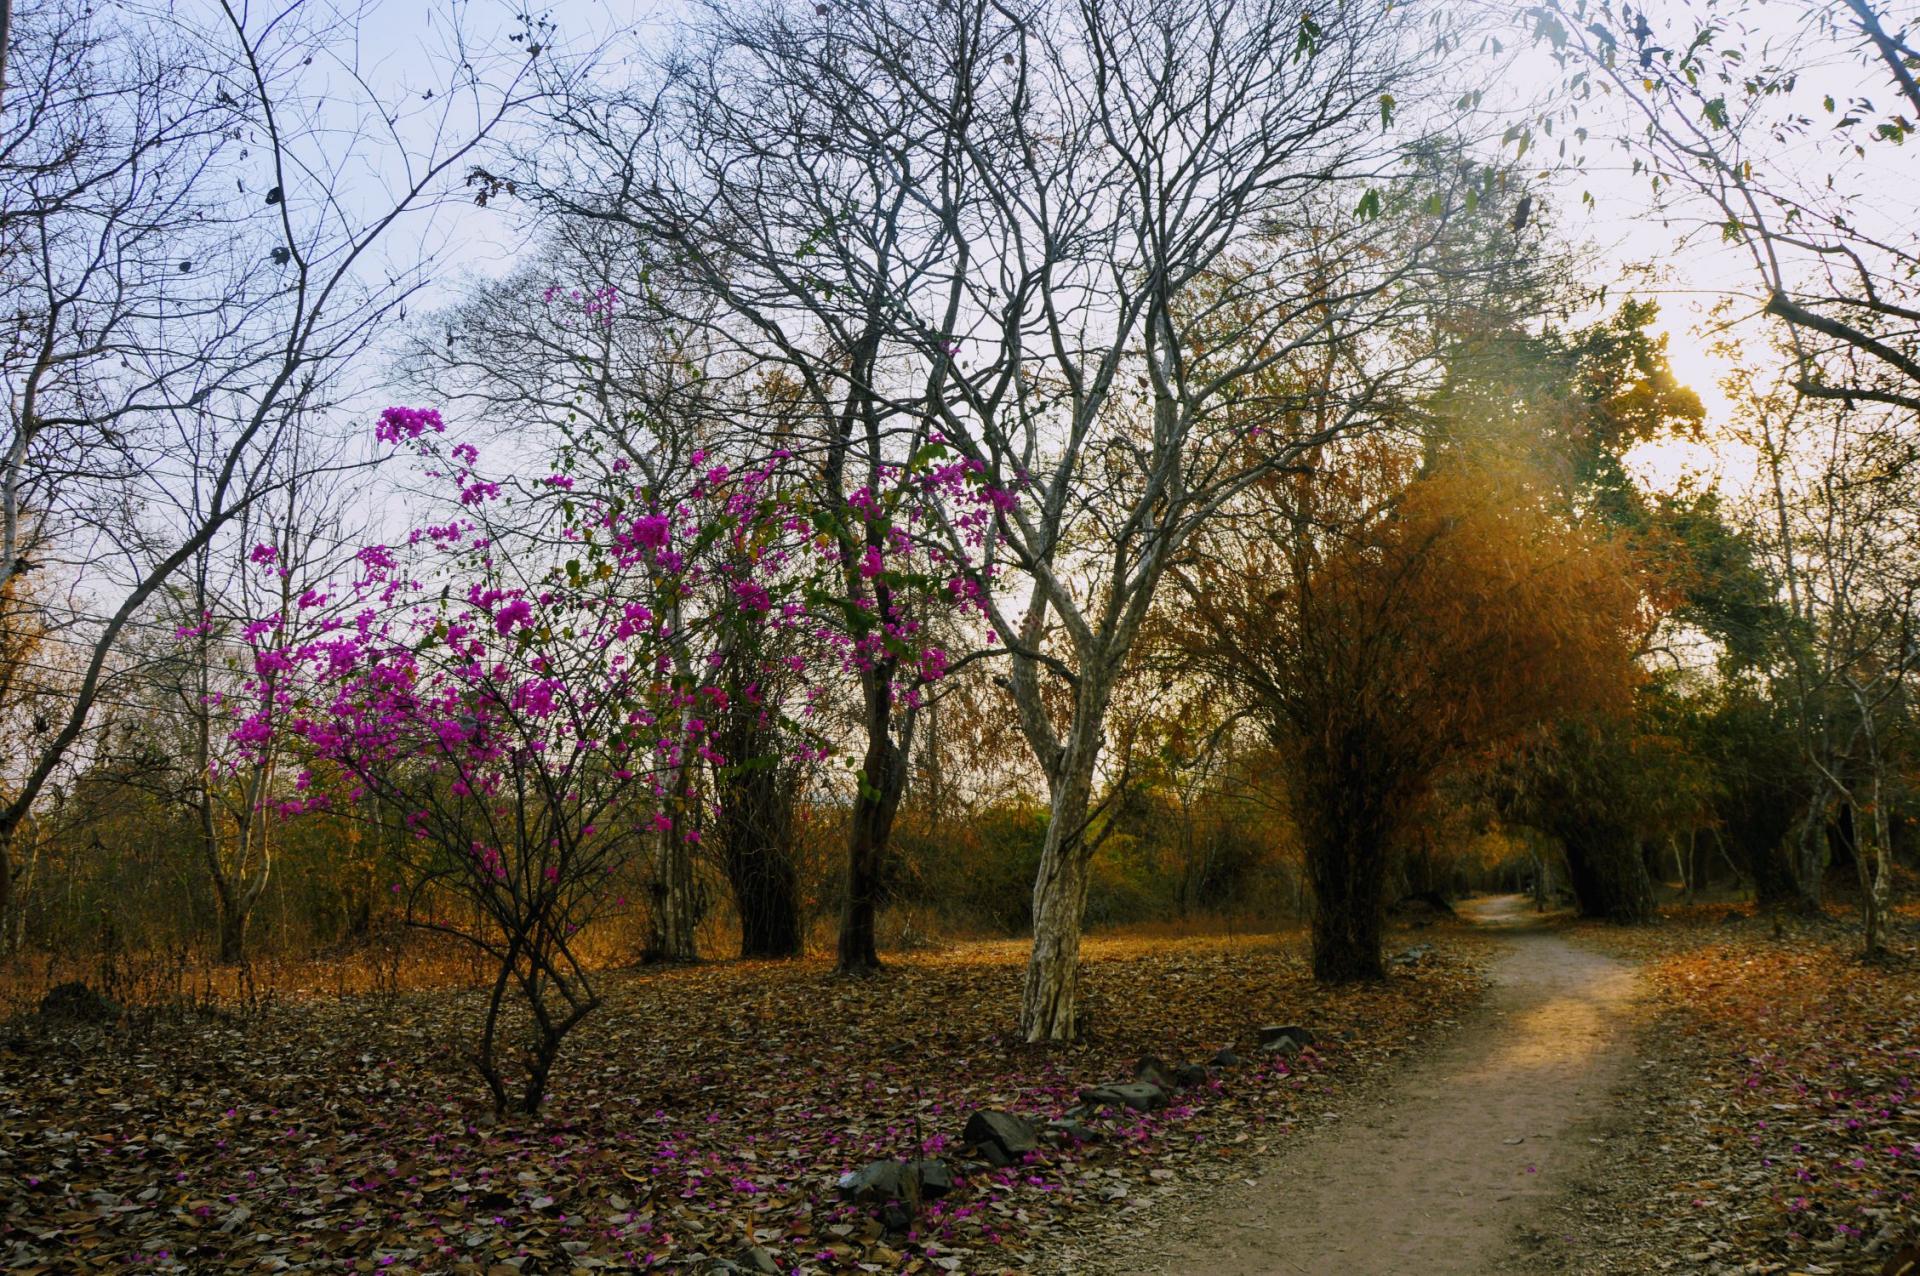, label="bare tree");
[0,0,539,938]
[173,450,359,963]
[1539,0,1920,411]
[1731,358,1917,951]
[535,0,1469,1036]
